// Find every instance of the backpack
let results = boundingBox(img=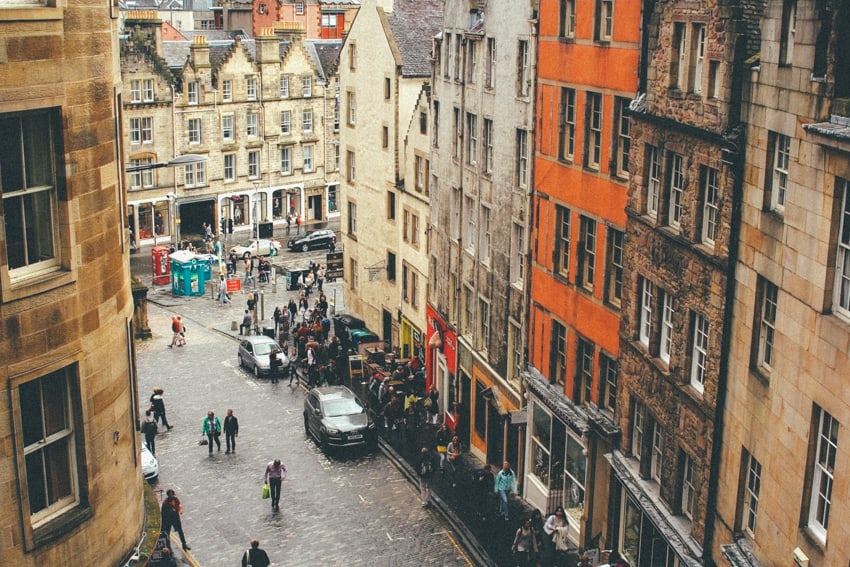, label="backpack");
[419,457,433,477]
